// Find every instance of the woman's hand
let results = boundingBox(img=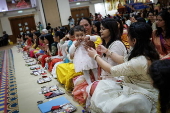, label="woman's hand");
[87,47,98,58]
[46,57,51,63]
[97,45,107,53]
